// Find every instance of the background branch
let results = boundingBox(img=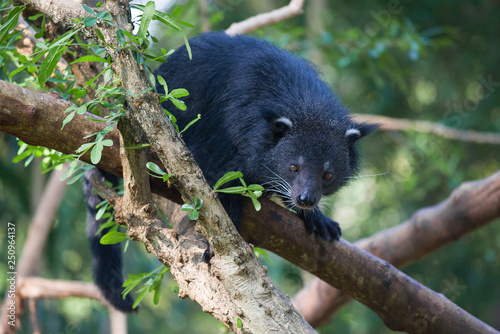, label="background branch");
[354,113,500,144]
[225,0,305,36]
